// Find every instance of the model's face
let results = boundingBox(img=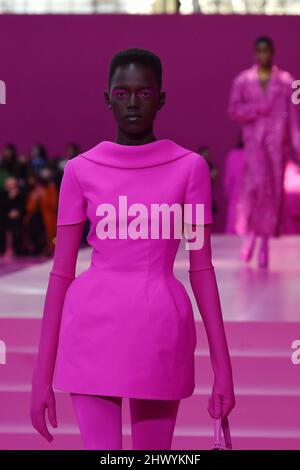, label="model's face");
[105,63,165,136]
[40,168,51,180]
[255,42,273,67]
